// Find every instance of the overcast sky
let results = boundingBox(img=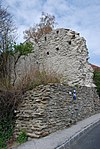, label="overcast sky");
[3,0,100,66]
